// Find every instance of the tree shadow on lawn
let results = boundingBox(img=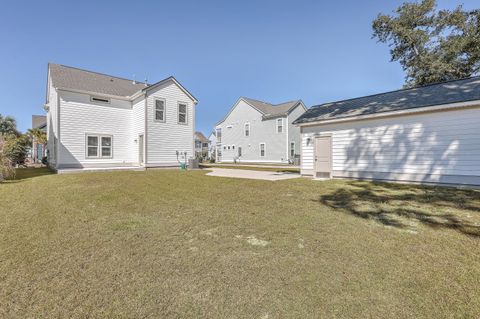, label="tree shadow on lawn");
[317,181,480,238]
